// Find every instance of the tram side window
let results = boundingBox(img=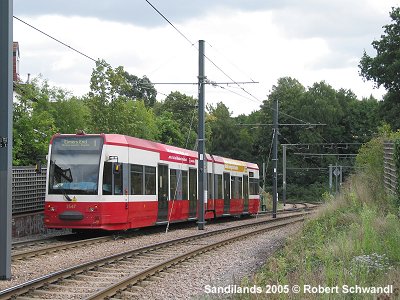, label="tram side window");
[170,169,188,200]
[250,178,259,195]
[207,173,213,200]
[231,176,237,199]
[130,165,156,195]
[238,176,243,199]
[230,176,243,199]
[215,174,223,199]
[170,169,179,200]
[131,165,143,195]
[145,166,156,195]
[102,162,123,195]
[182,170,188,200]
[114,164,123,195]
[103,162,112,195]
